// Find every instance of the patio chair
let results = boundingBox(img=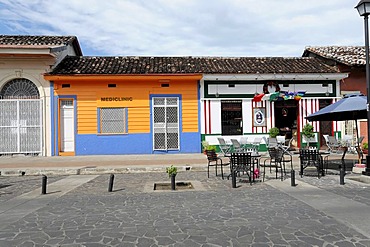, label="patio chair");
[206,150,229,179]
[276,135,285,145]
[261,147,285,182]
[327,136,341,153]
[280,137,293,155]
[262,136,278,148]
[217,138,232,156]
[228,152,253,184]
[251,137,262,153]
[239,136,249,150]
[341,135,353,147]
[230,139,243,153]
[299,149,325,178]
